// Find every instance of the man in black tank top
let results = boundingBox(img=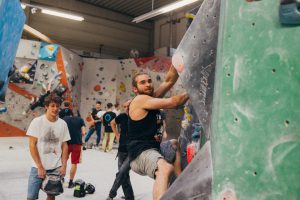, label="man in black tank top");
[128,65,189,200]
